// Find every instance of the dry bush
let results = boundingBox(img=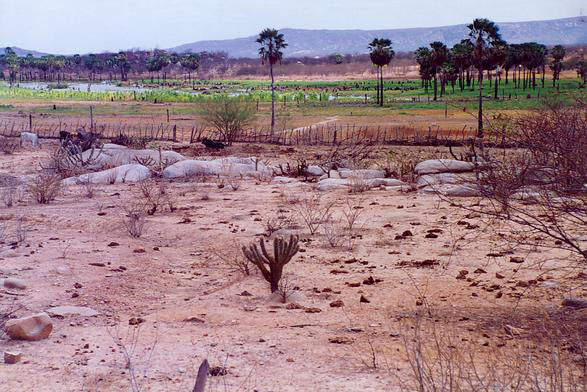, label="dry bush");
[314,138,375,175]
[212,242,252,276]
[79,178,97,199]
[348,176,370,193]
[376,148,447,182]
[121,203,147,238]
[322,219,346,248]
[1,186,24,207]
[133,148,178,177]
[292,193,335,235]
[263,209,295,237]
[44,146,103,178]
[28,174,63,204]
[458,102,587,265]
[110,134,148,149]
[275,157,309,178]
[395,311,586,392]
[0,136,19,154]
[340,196,365,232]
[136,180,176,215]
